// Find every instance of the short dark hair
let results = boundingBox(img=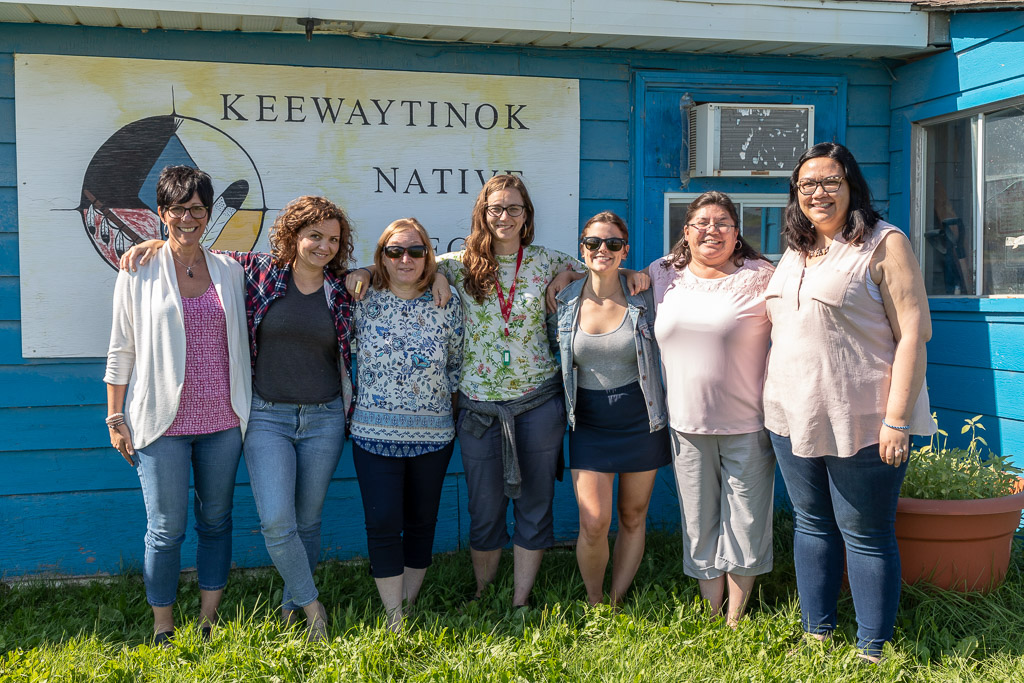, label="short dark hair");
[783,142,883,253]
[155,165,214,209]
